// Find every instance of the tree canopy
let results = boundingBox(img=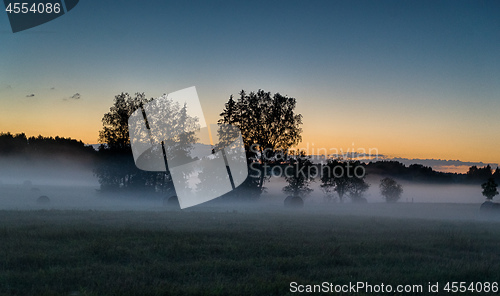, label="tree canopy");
[379,177,403,203]
[320,159,369,203]
[482,178,499,201]
[98,92,152,151]
[218,90,303,194]
[218,90,303,162]
[282,154,316,198]
[94,92,198,194]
